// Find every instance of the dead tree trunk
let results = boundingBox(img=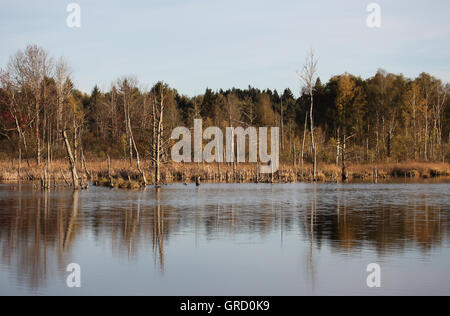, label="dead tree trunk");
[60,167,71,186]
[336,127,340,167]
[154,85,166,187]
[341,129,348,182]
[12,111,31,167]
[62,130,79,190]
[299,49,319,179]
[73,123,78,167]
[36,100,41,166]
[155,116,163,186]
[310,92,317,182]
[301,110,308,166]
[80,147,91,180]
